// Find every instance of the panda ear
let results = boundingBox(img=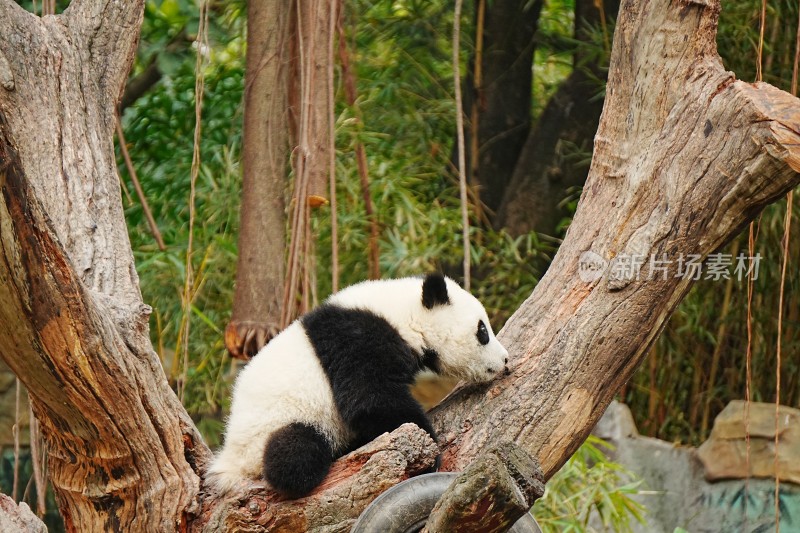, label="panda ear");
[422,273,450,309]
